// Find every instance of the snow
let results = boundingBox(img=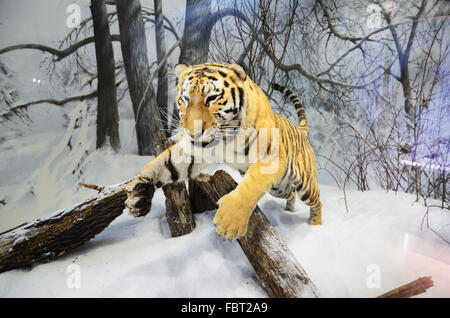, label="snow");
[0,147,449,297]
